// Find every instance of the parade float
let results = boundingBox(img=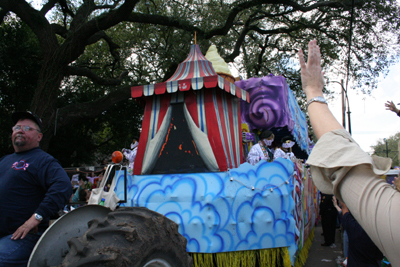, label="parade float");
[115,43,319,266]
[28,43,319,267]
